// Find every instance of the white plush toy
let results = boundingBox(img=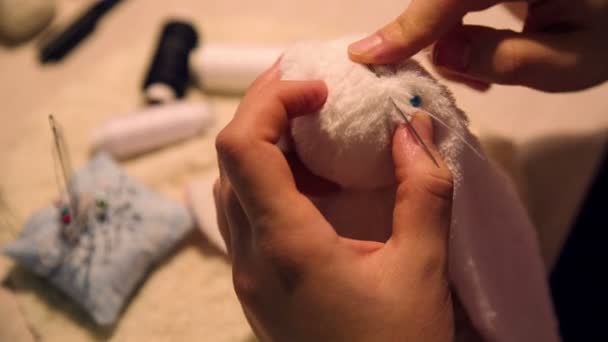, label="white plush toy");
[190,37,560,342]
